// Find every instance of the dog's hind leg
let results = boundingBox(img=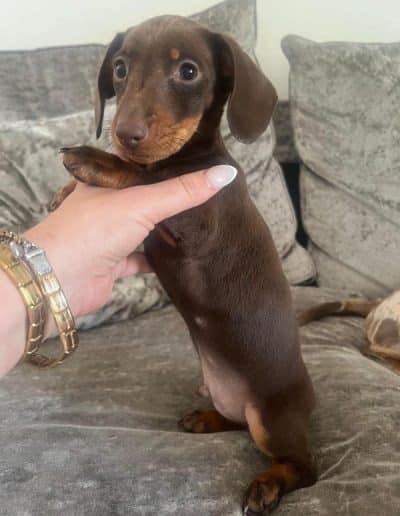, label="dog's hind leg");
[243,403,317,515]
